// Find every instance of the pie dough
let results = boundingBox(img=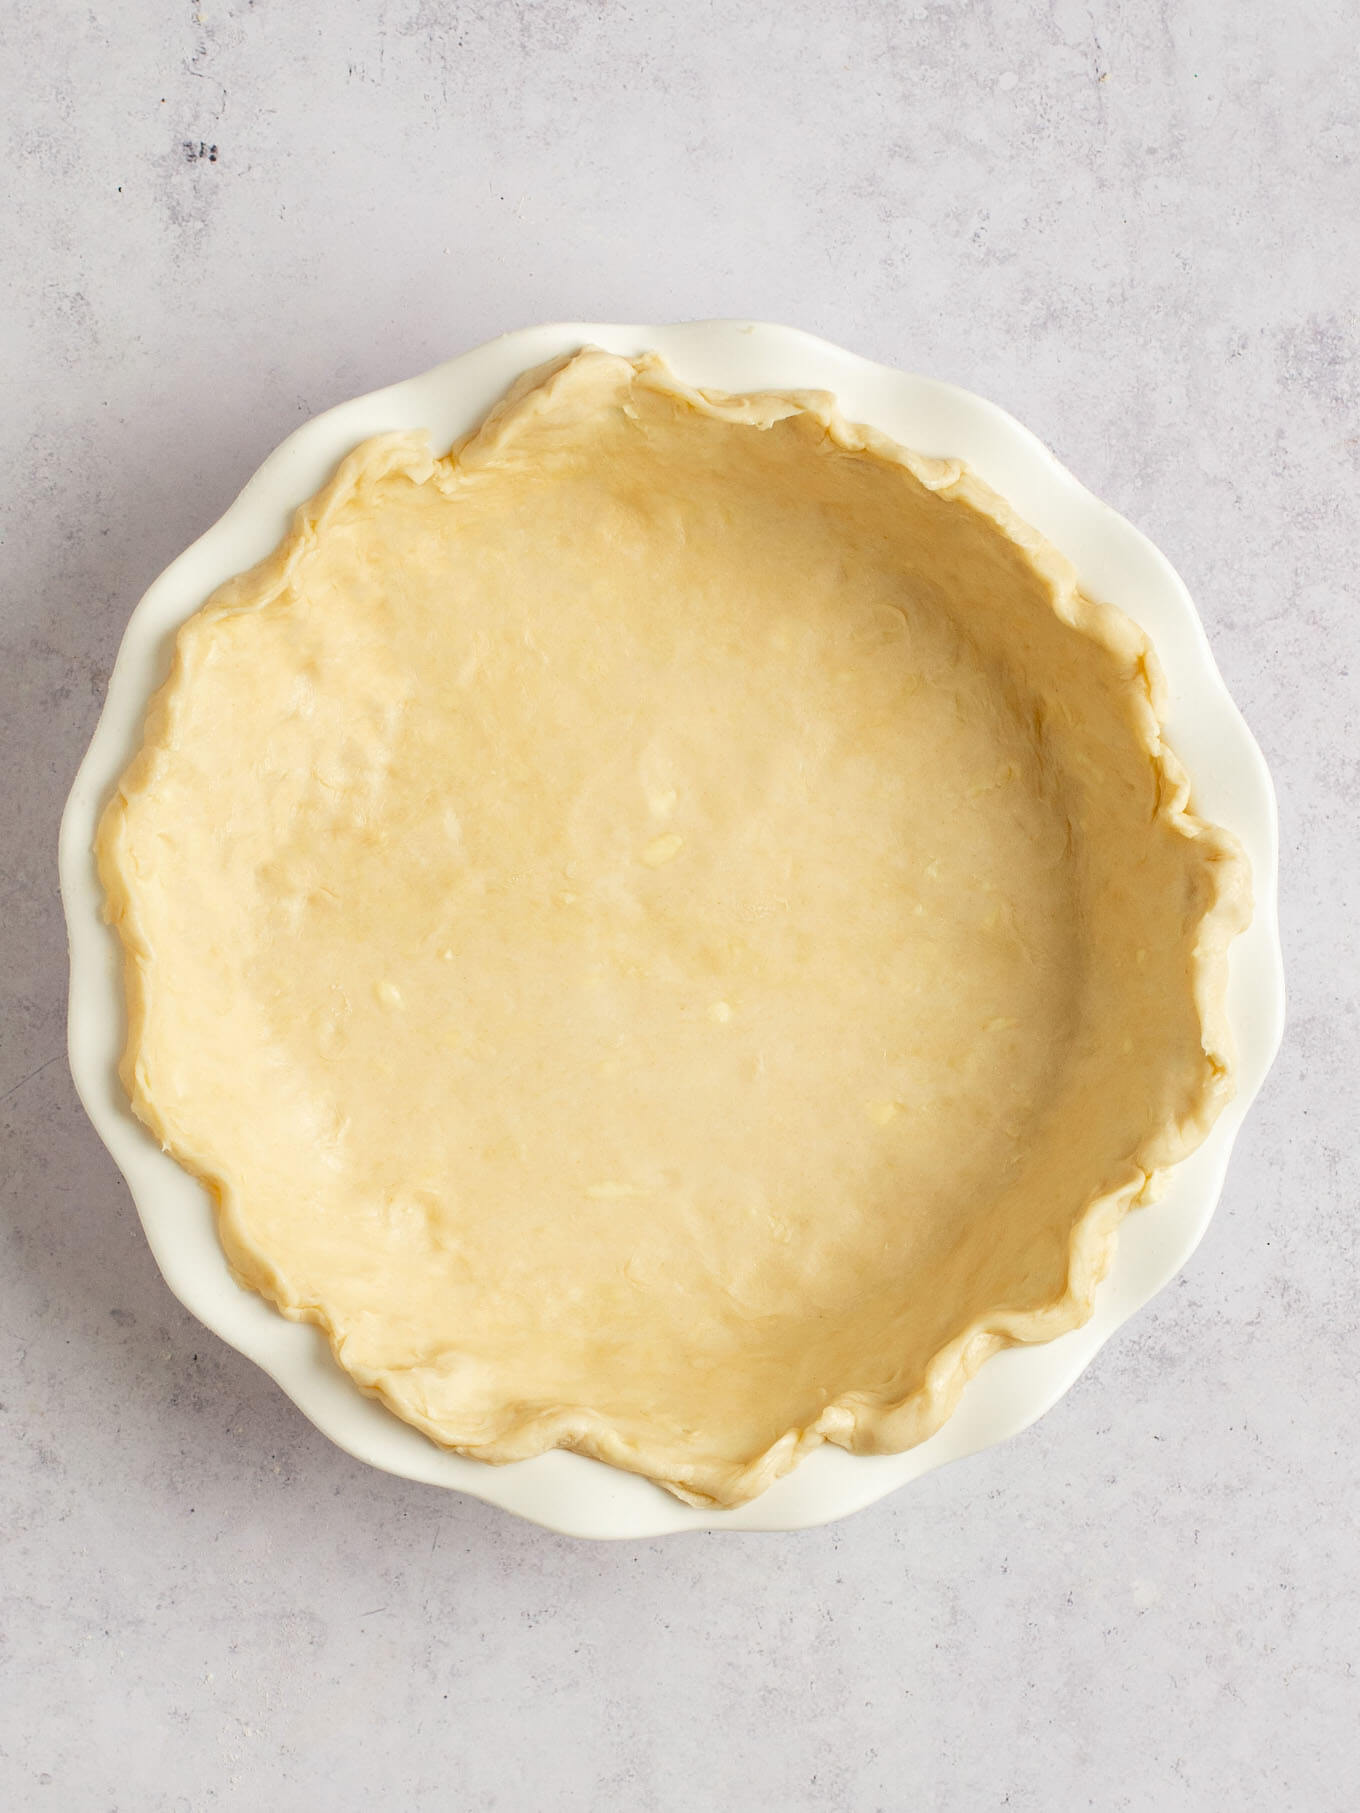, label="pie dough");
[97,349,1250,1506]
